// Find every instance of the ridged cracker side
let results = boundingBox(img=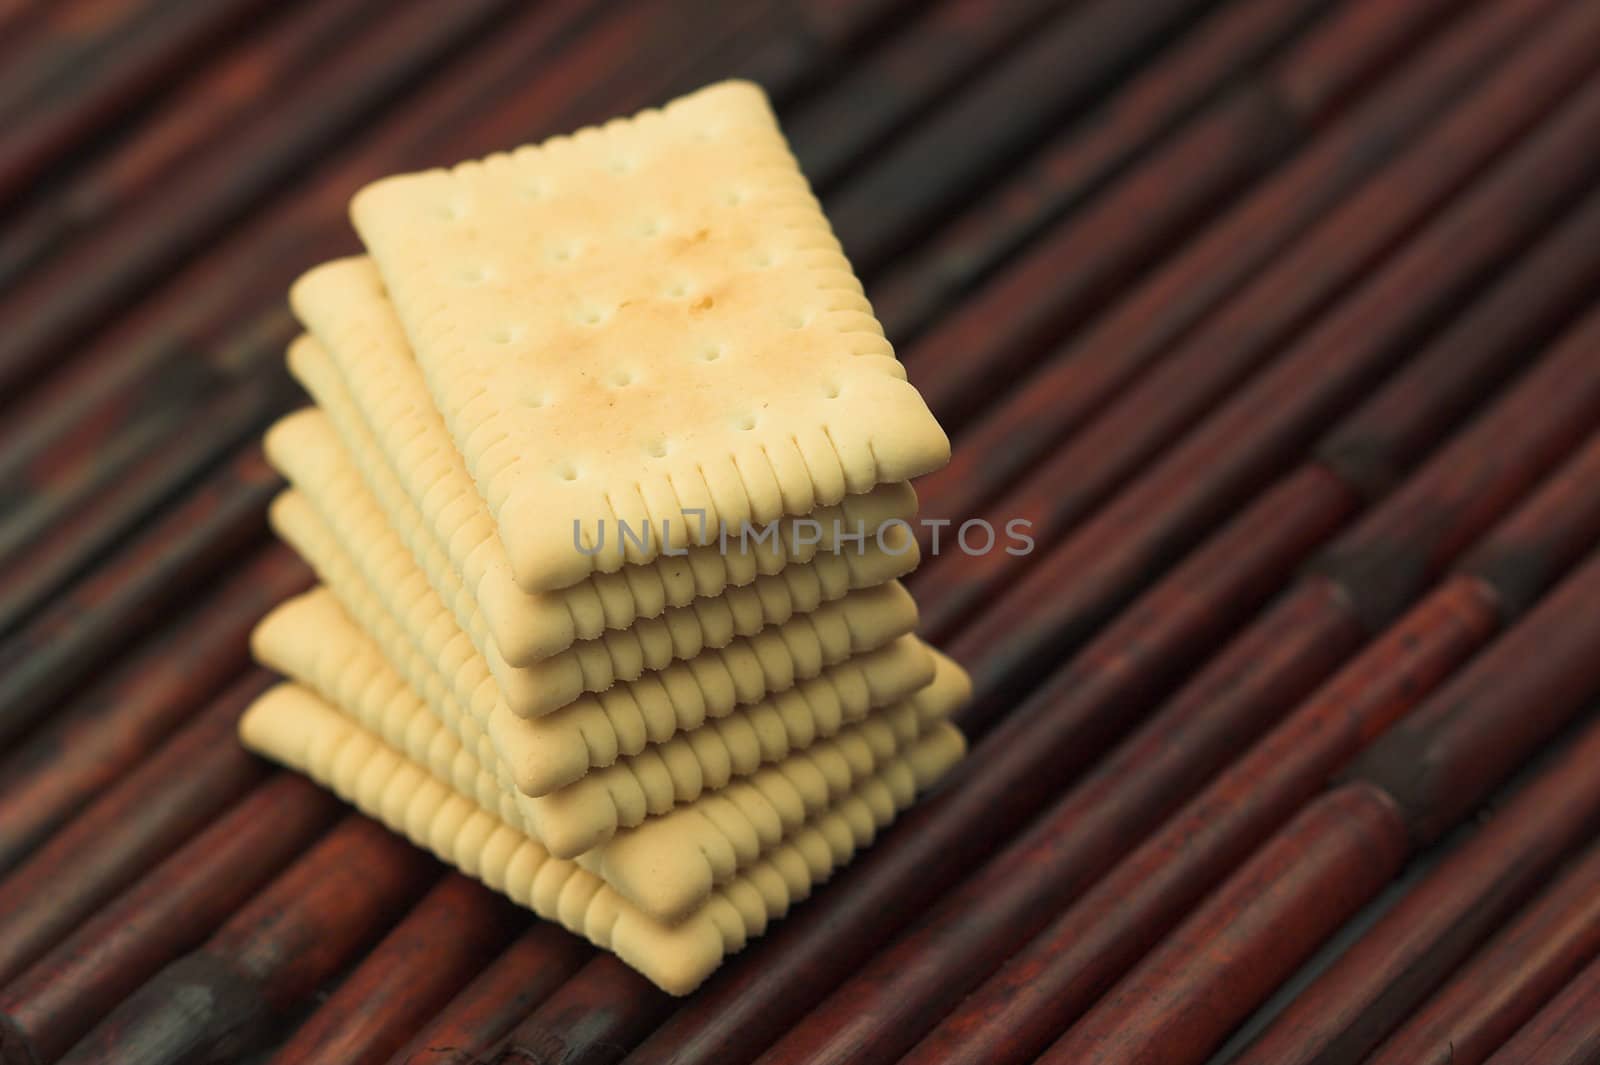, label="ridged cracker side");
[241,682,964,994]
[264,489,940,851]
[254,588,966,917]
[284,333,920,715]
